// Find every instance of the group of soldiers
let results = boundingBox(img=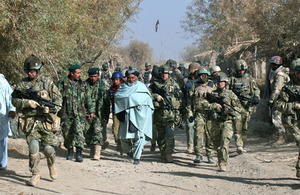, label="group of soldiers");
[7,53,300,187]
